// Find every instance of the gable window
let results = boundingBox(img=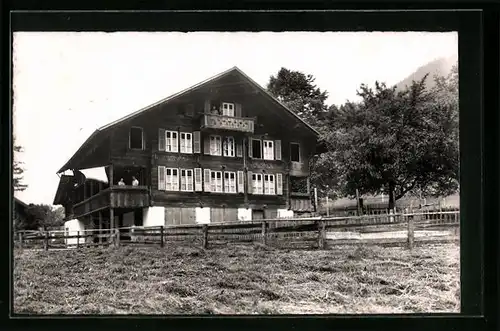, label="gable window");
[165,168,179,191]
[210,171,223,193]
[129,127,143,150]
[223,137,235,157]
[263,140,274,160]
[180,169,194,192]
[224,172,237,193]
[264,174,275,195]
[180,132,193,154]
[210,135,222,156]
[251,173,263,194]
[222,102,235,117]
[290,143,300,162]
[251,139,262,159]
[166,131,178,152]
